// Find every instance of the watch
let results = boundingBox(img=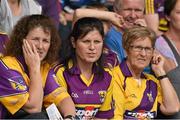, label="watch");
[64,115,79,120]
[157,74,168,80]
